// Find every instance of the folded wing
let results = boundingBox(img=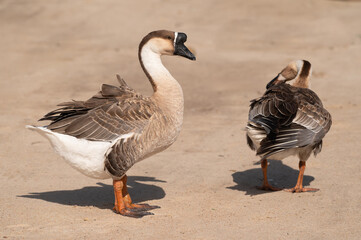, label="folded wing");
[248,83,332,158]
[40,75,159,142]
